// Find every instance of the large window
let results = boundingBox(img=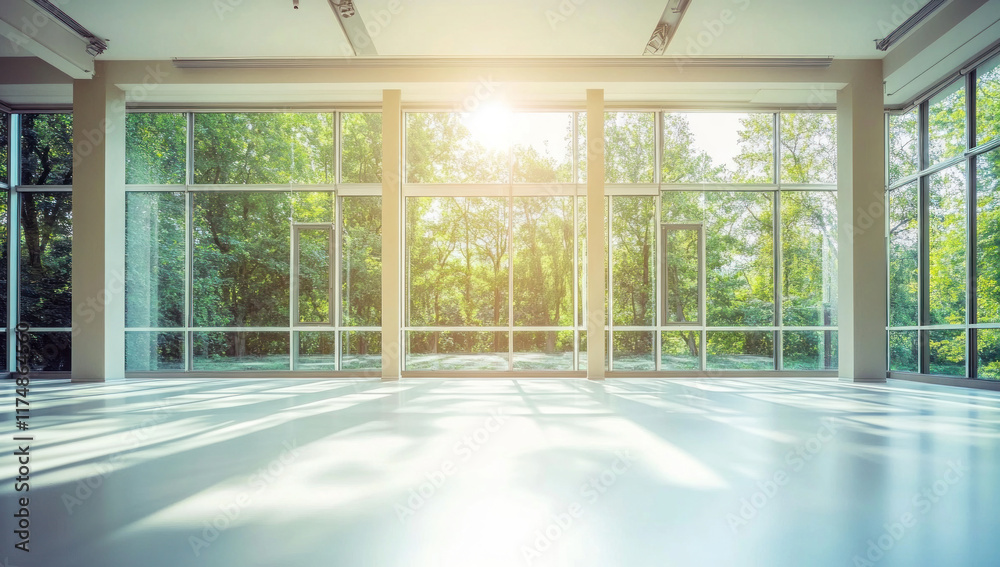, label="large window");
[403,109,837,372]
[14,114,74,371]
[124,112,382,372]
[886,54,1000,380]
